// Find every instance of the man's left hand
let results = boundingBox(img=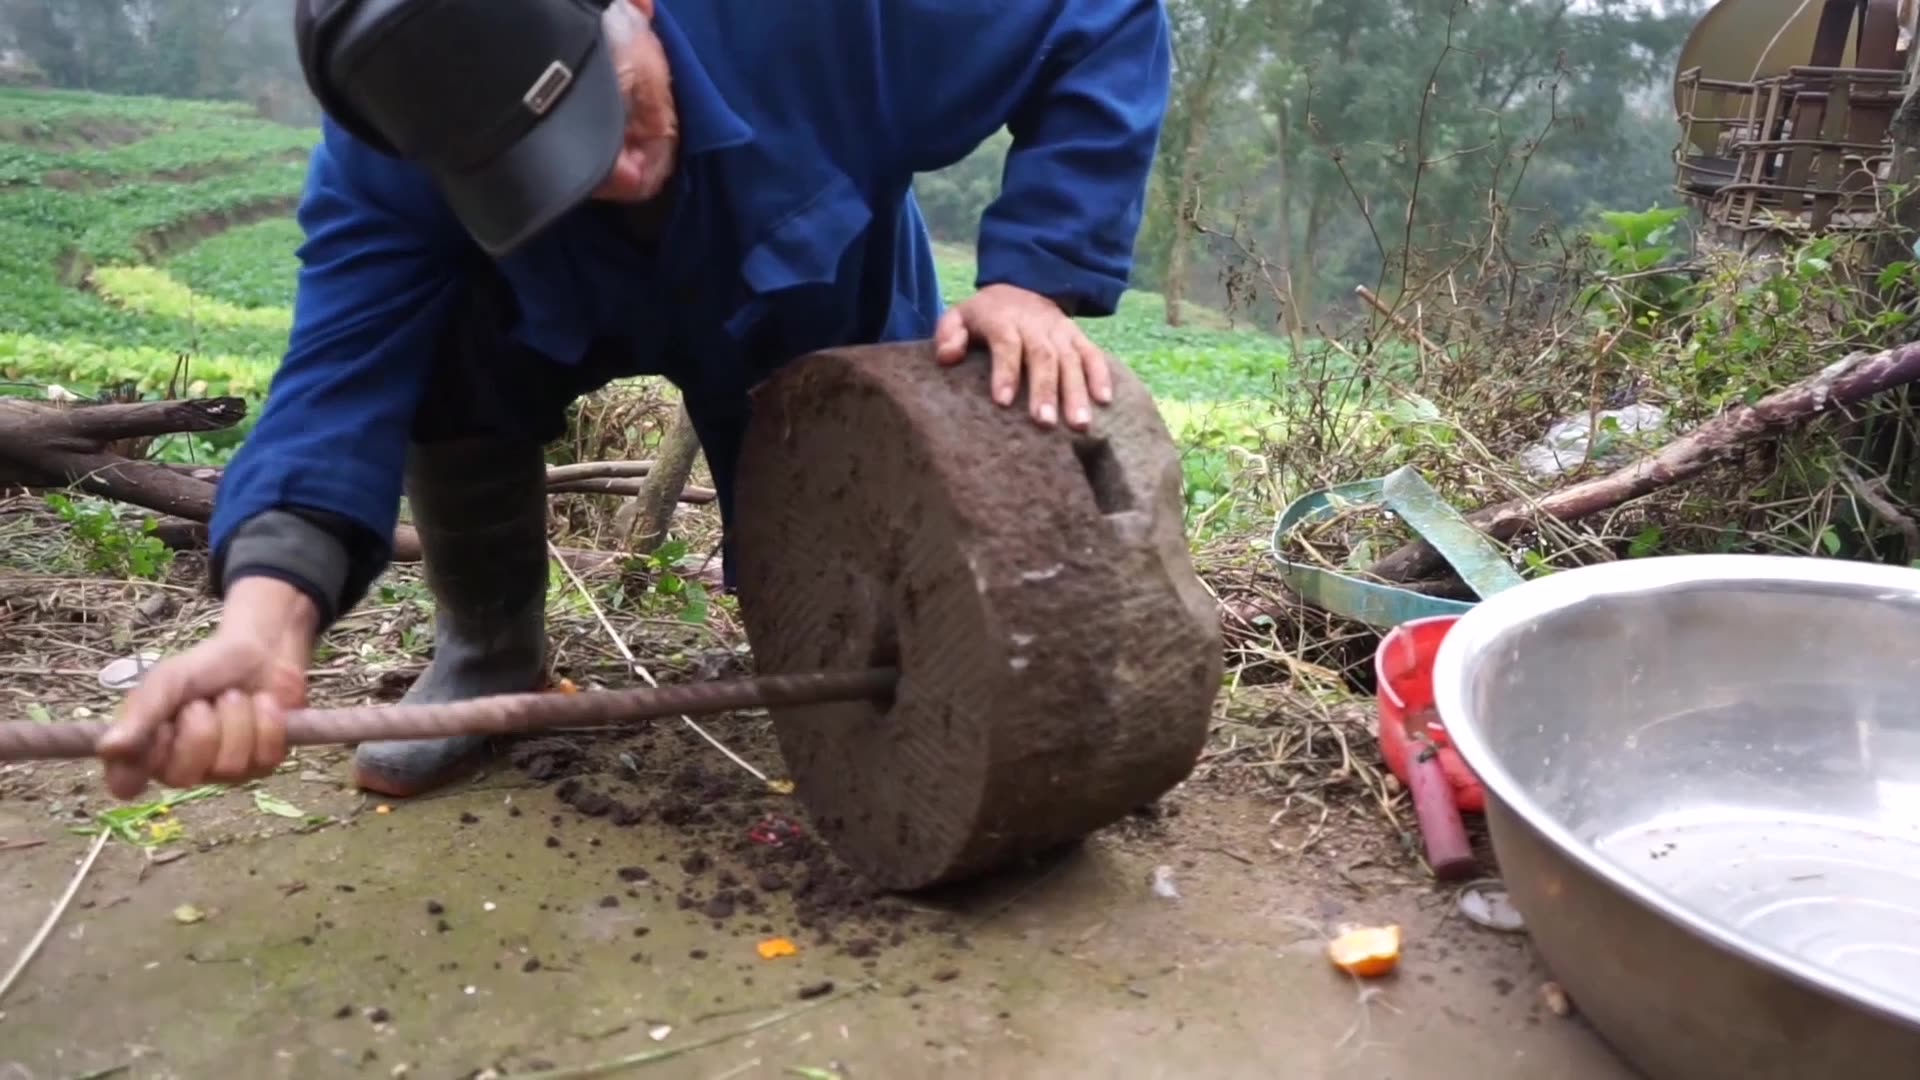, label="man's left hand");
[934,283,1113,431]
